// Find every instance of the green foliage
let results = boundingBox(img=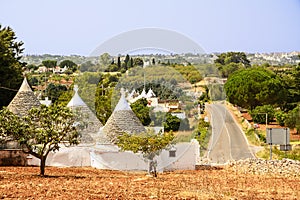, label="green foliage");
[280,66,300,110]
[72,72,103,112]
[117,57,121,68]
[119,66,185,100]
[218,62,244,78]
[179,118,190,131]
[225,67,286,109]
[173,64,202,84]
[117,130,174,158]
[95,73,120,124]
[0,108,23,142]
[194,64,218,77]
[275,110,287,126]
[198,86,210,102]
[194,118,210,155]
[215,52,250,78]
[59,60,77,72]
[133,57,144,67]
[0,105,79,175]
[150,111,190,131]
[215,52,250,66]
[124,54,130,69]
[117,130,175,176]
[79,61,96,72]
[257,145,300,161]
[245,128,265,146]
[57,87,74,106]
[27,75,39,86]
[26,64,38,71]
[104,64,119,72]
[284,105,300,133]
[130,98,151,126]
[99,53,111,67]
[164,113,181,132]
[0,24,24,108]
[117,129,175,175]
[42,60,57,69]
[150,111,166,126]
[250,105,275,124]
[46,83,68,103]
